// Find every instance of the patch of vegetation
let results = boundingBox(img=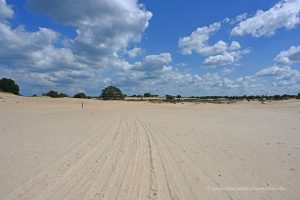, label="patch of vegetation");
[143,93,159,97]
[73,92,87,99]
[42,90,69,98]
[176,95,182,100]
[100,86,125,100]
[165,95,174,100]
[0,78,19,95]
[144,93,151,97]
[164,95,177,103]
